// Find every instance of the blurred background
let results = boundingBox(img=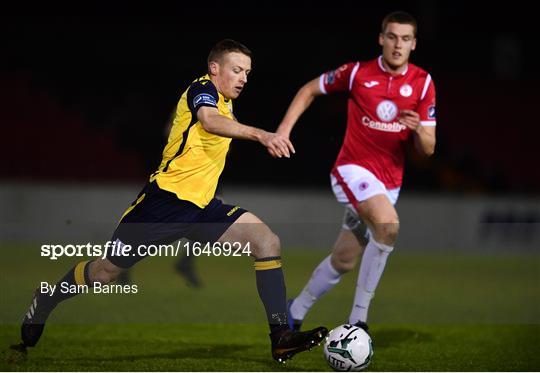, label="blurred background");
[0,1,538,340]
[2,3,538,192]
[0,1,540,243]
[1,2,538,249]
